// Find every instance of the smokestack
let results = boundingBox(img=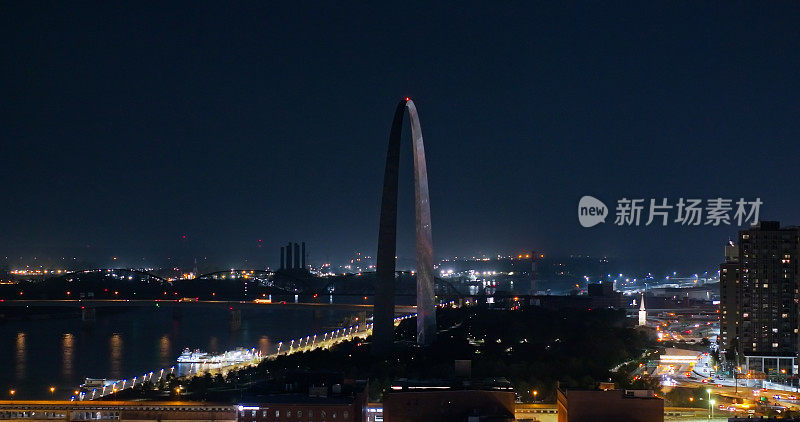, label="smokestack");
[294,243,300,269]
[286,242,293,269]
[280,247,285,270]
[530,251,538,295]
[301,242,306,269]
